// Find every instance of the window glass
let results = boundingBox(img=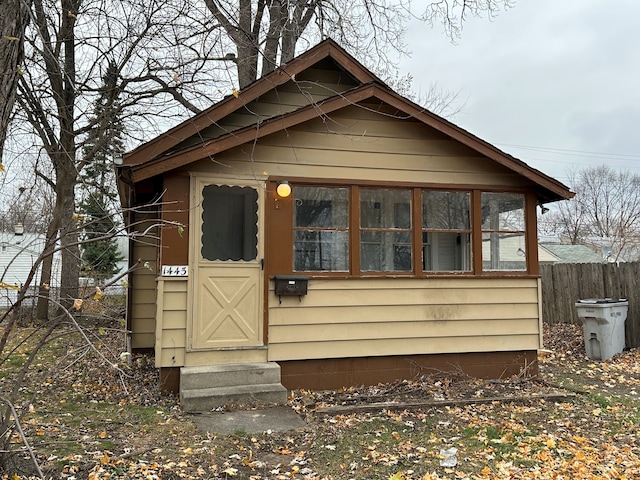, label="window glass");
[360,189,412,271]
[201,185,258,261]
[423,191,470,230]
[481,192,526,271]
[293,187,349,271]
[422,191,471,272]
[284,186,531,276]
